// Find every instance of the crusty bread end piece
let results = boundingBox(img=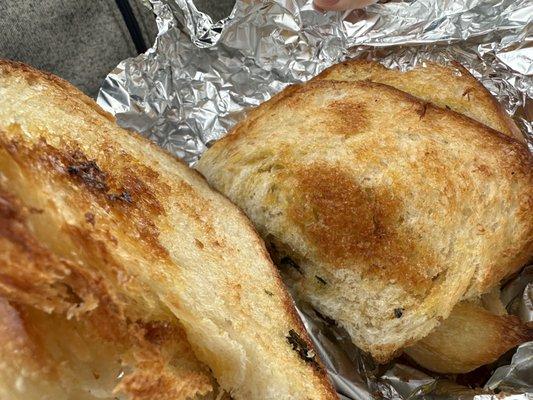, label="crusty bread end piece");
[313,59,524,143]
[405,301,533,373]
[0,60,336,400]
